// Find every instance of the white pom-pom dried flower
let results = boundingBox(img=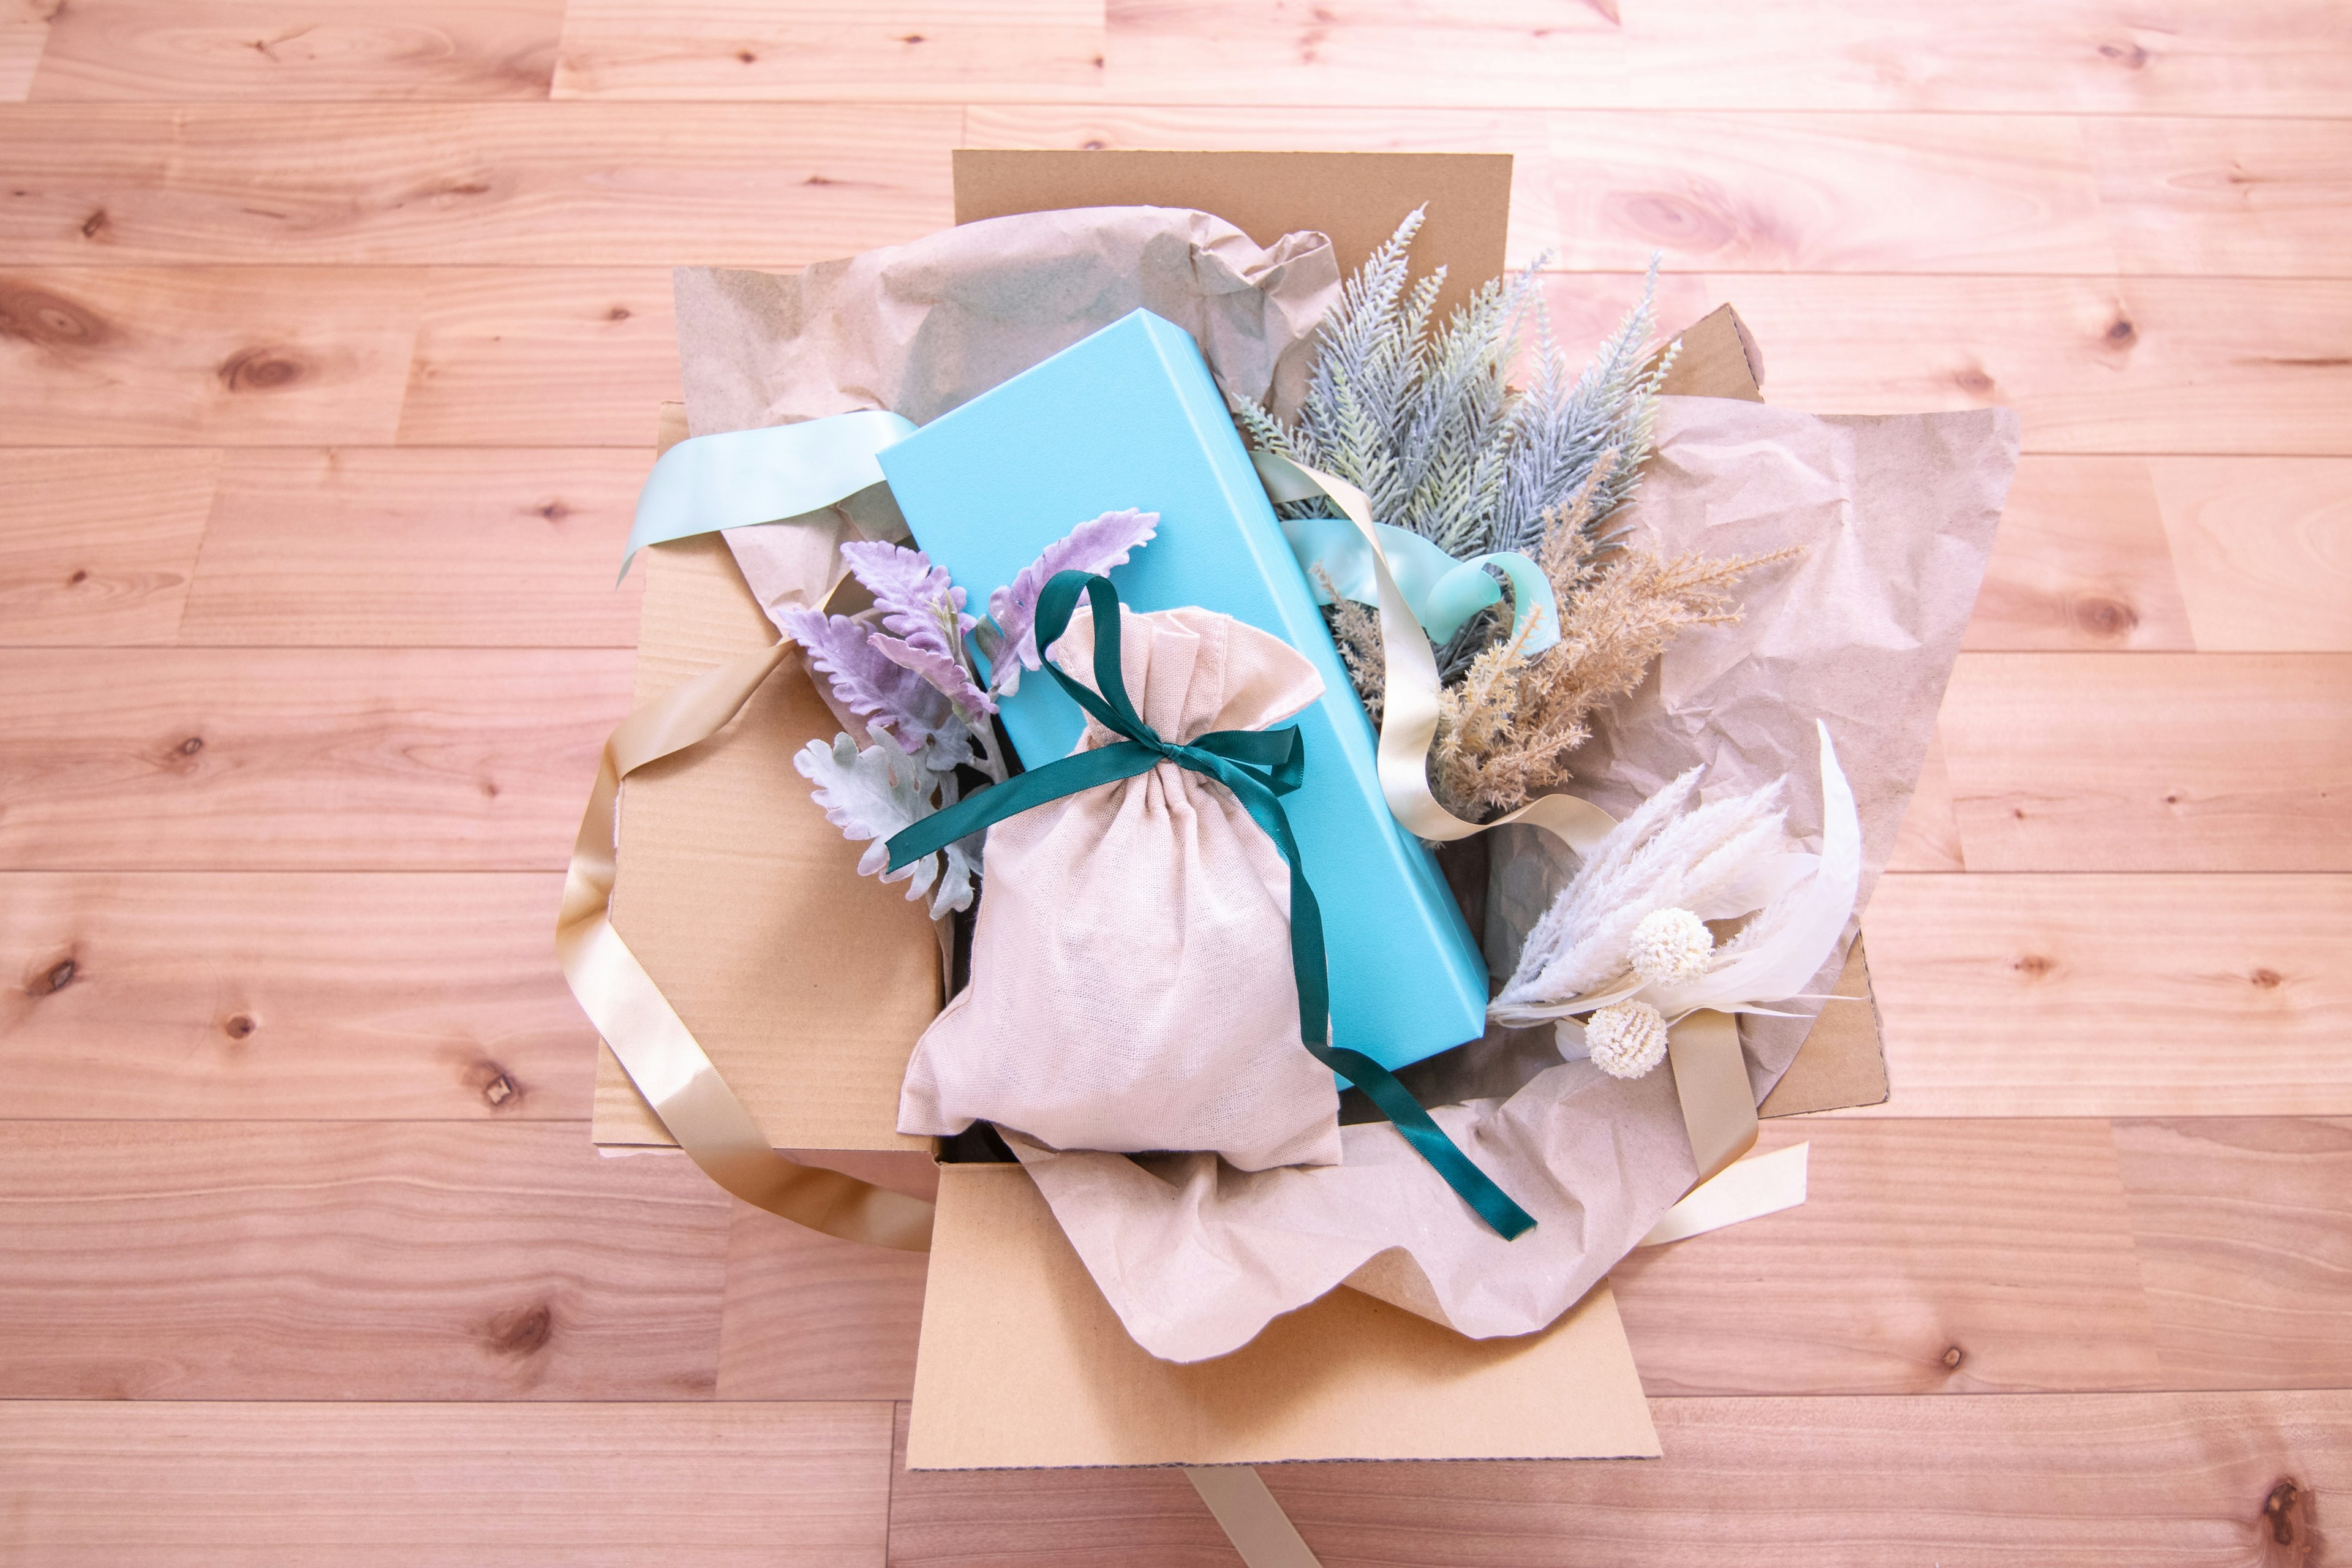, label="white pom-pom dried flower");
[1579,1000,1670,1080]
[1628,906,1713,986]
